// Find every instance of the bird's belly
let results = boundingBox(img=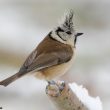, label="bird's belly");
[35,57,74,80]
